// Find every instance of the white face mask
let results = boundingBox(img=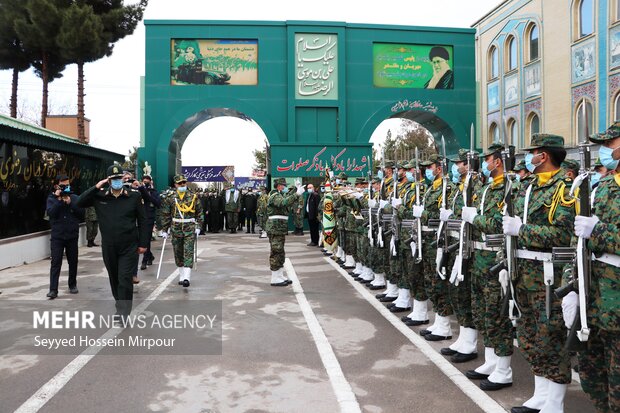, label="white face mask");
[308,188,314,193]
